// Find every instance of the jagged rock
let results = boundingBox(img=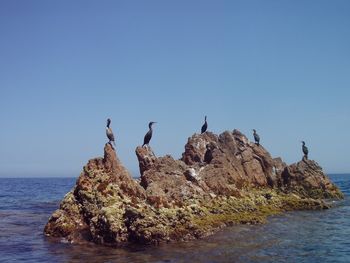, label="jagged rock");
[45,131,343,246]
[136,146,207,207]
[181,132,219,165]
[45,144,146,244]
[135,146,157,176]
[282,159,343,199]
[179,130,282,195]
